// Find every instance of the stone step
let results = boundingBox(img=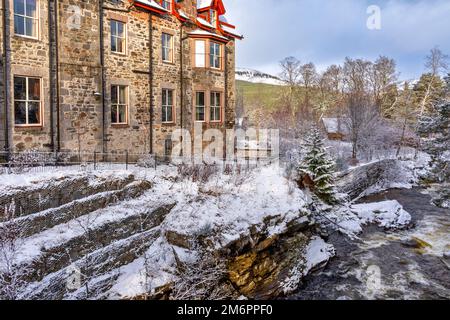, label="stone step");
[4,180,153,238]
[20,228,160,300]
[18,201,176,284]
[0,173,135,220]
